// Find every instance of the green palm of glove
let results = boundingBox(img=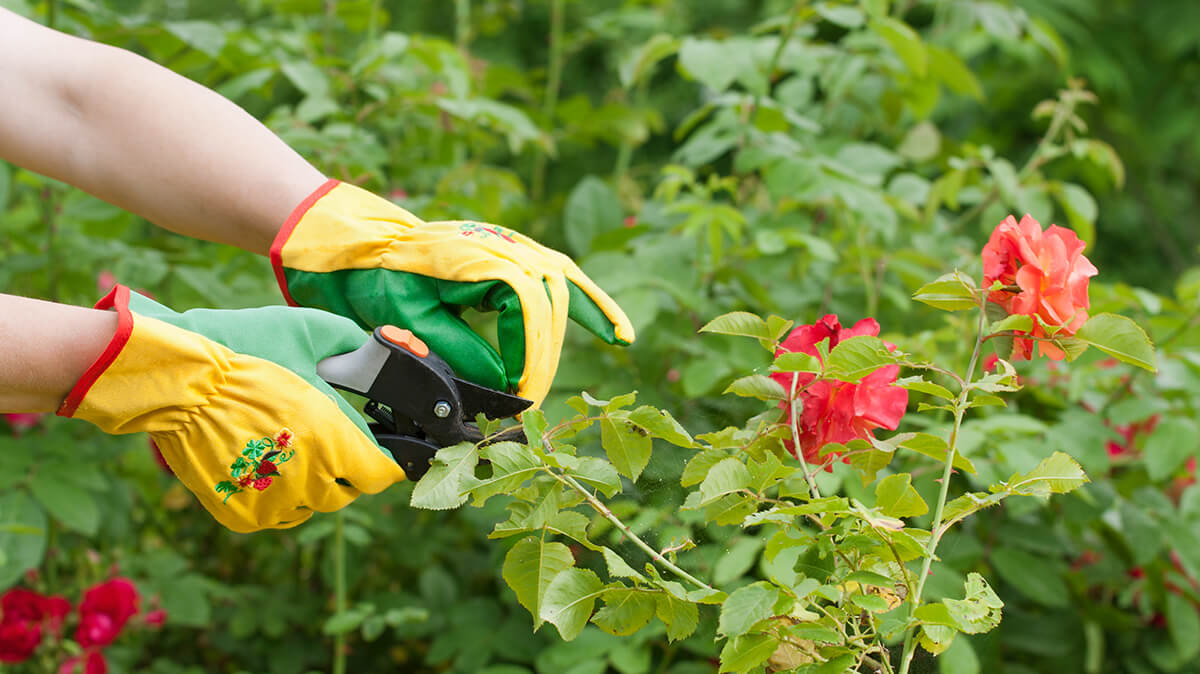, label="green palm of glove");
[124,291,380,450]
[283,267,622,396]
[270,180,636,407]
